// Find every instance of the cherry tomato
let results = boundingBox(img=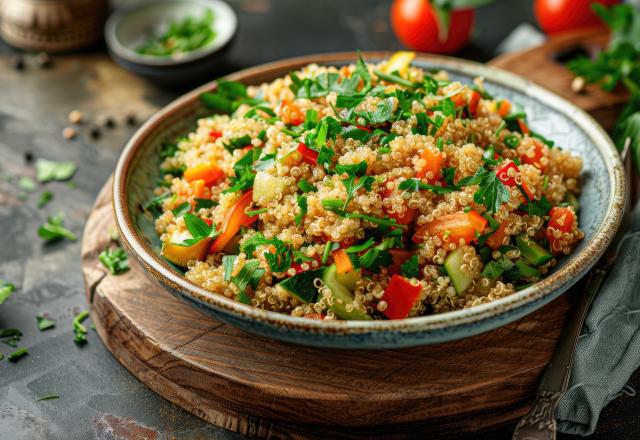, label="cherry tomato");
[391,0,475,54]
[534,0,620,35]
